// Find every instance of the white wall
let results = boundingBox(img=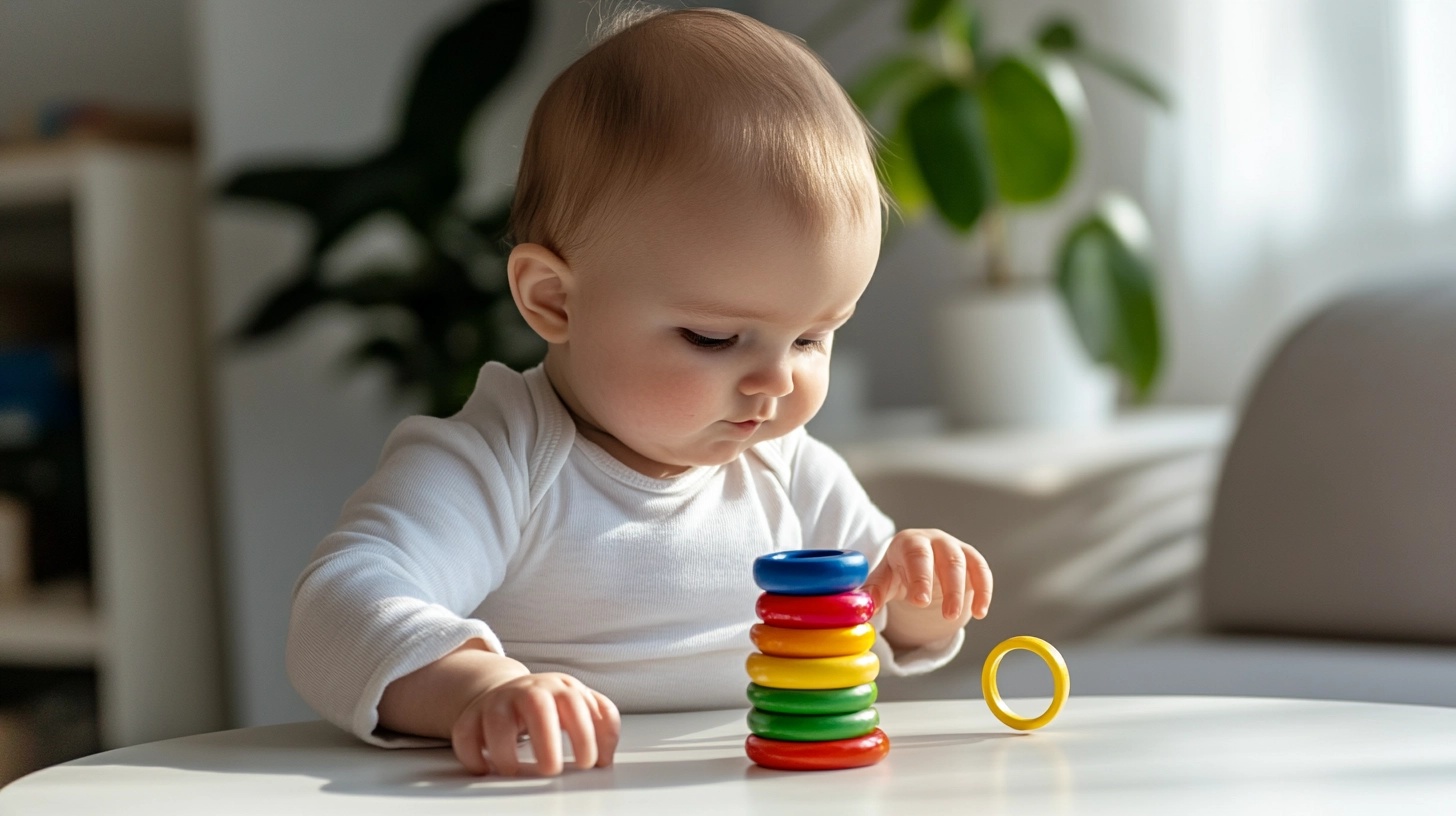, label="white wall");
[0,0,193,138]
[195,0,622,726]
